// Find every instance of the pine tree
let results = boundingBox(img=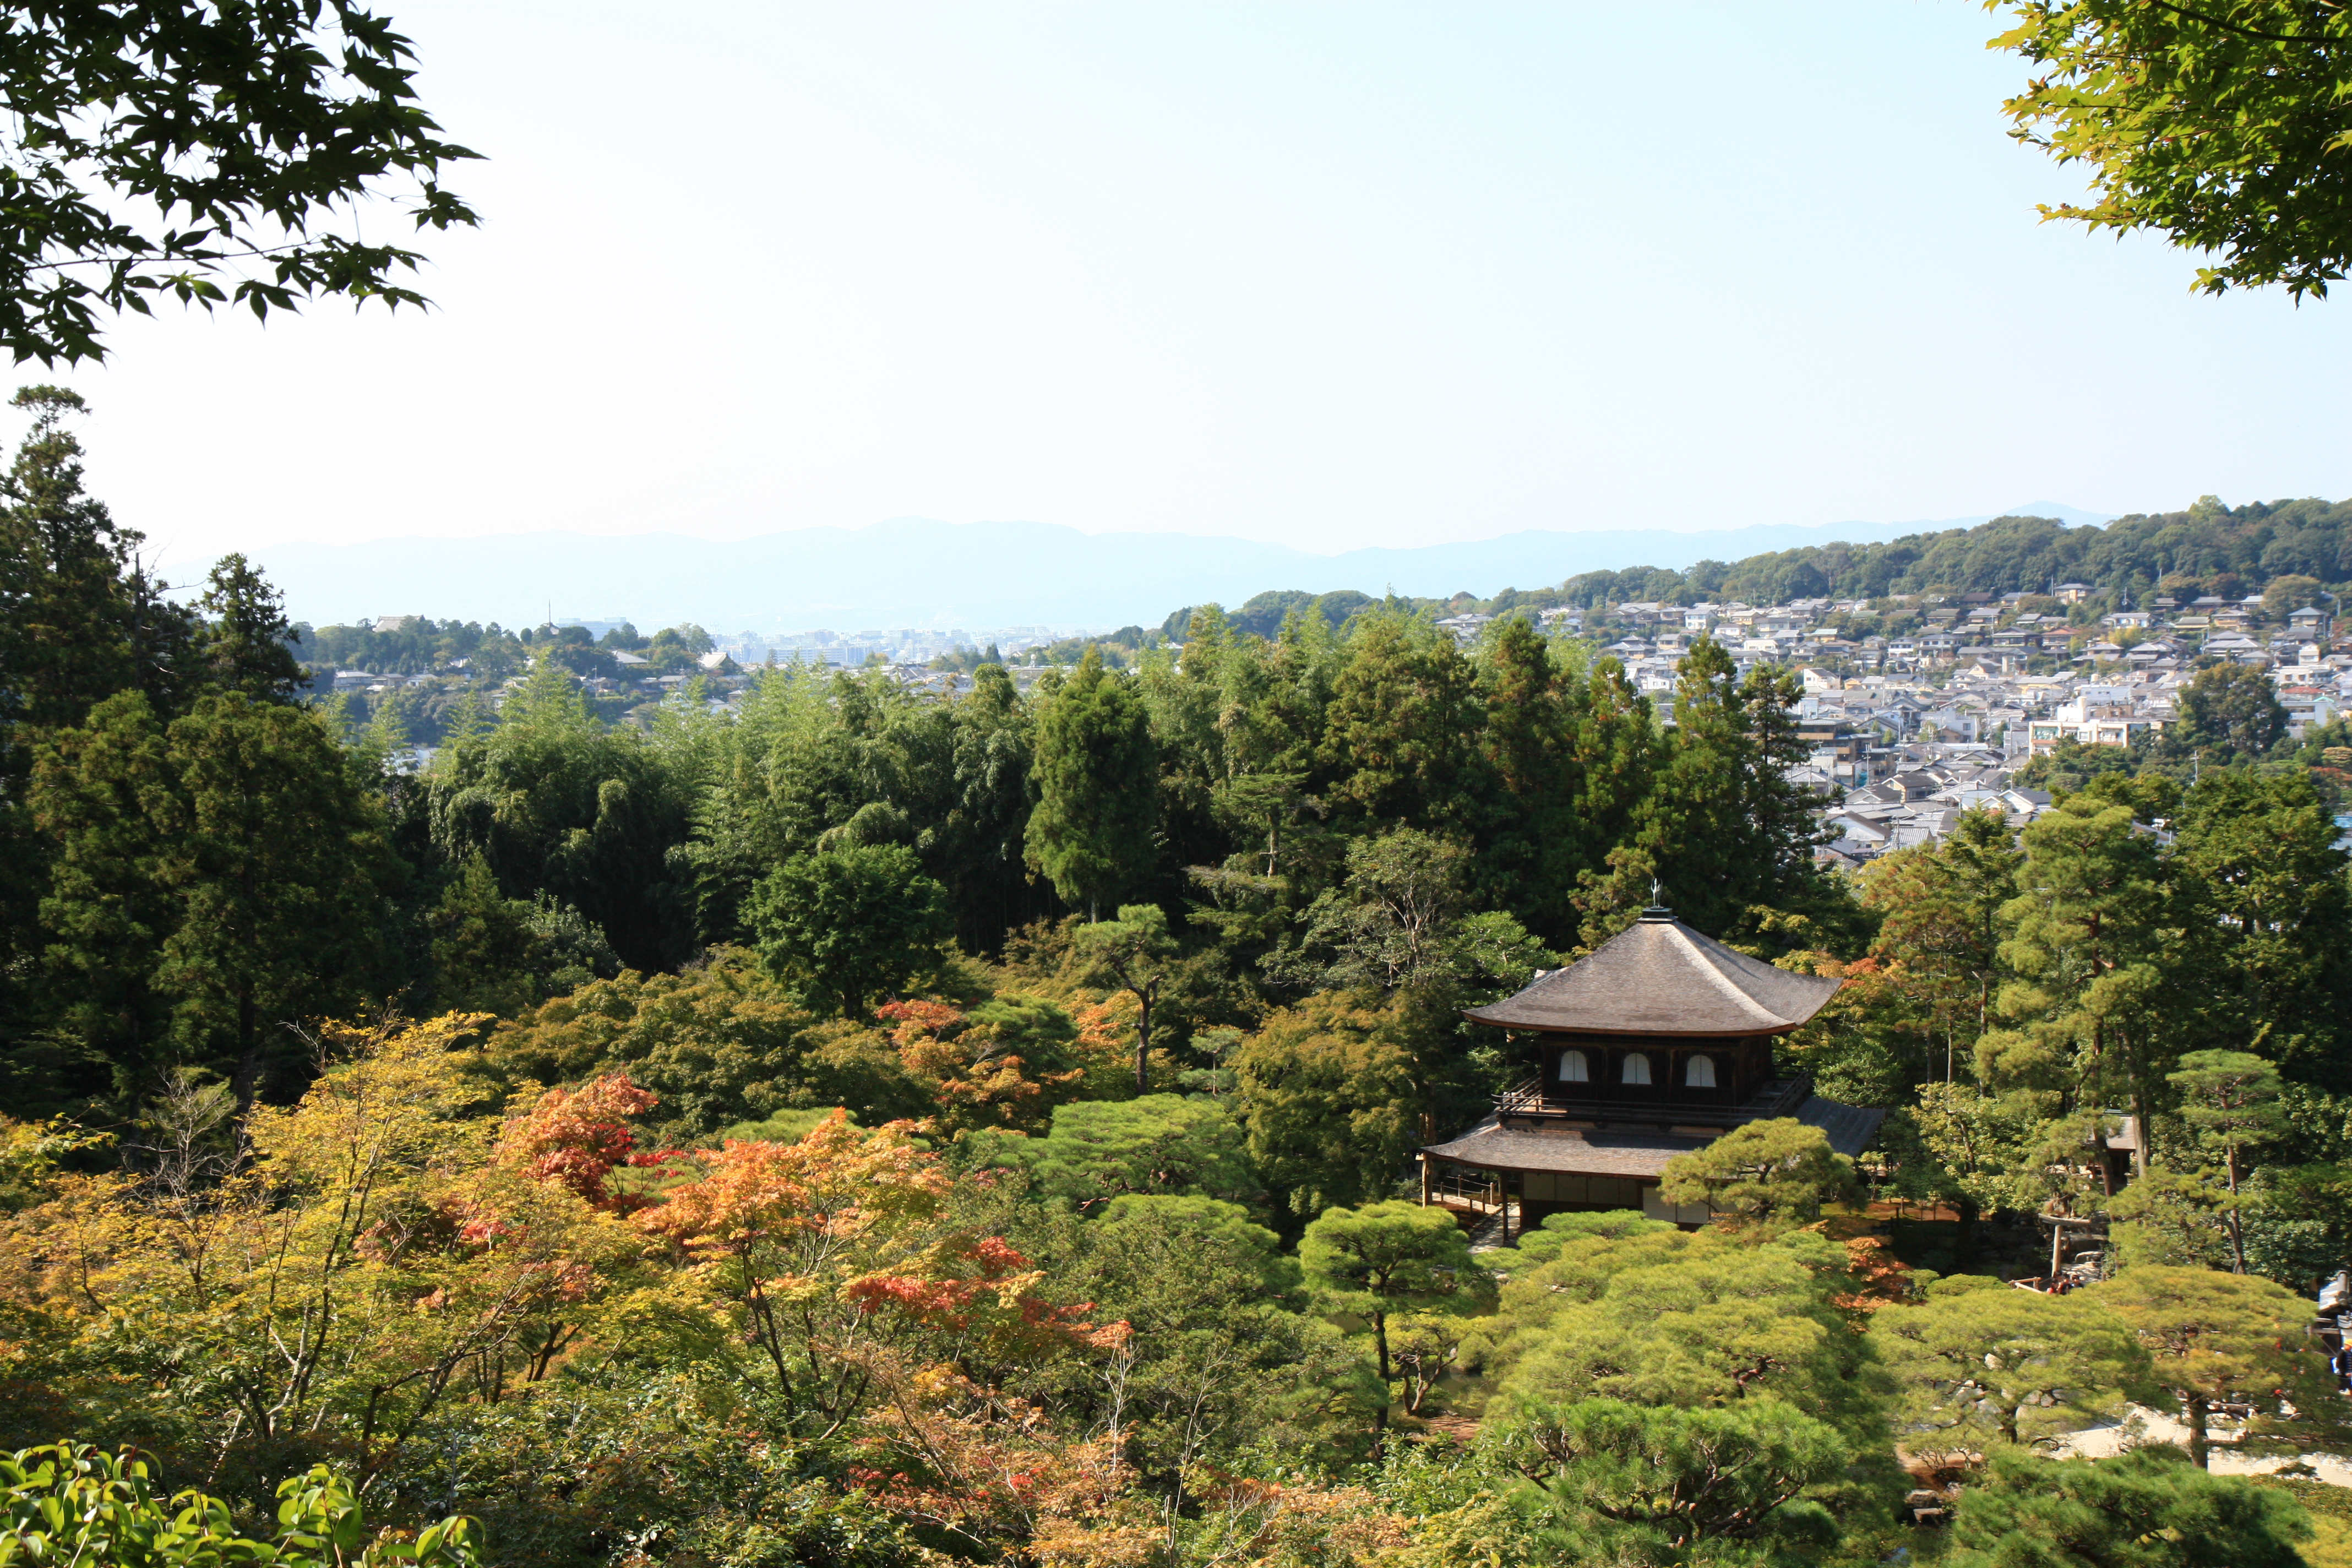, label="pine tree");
[1982,790,2170,1147]
[1864,806,2023,1082]
[195,553,308,703]
[2169,770,2352,1095]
